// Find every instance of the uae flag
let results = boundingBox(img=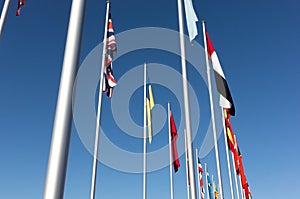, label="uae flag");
[170,111,180,172]
[103,13,117,98]
[206,32,235,116]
